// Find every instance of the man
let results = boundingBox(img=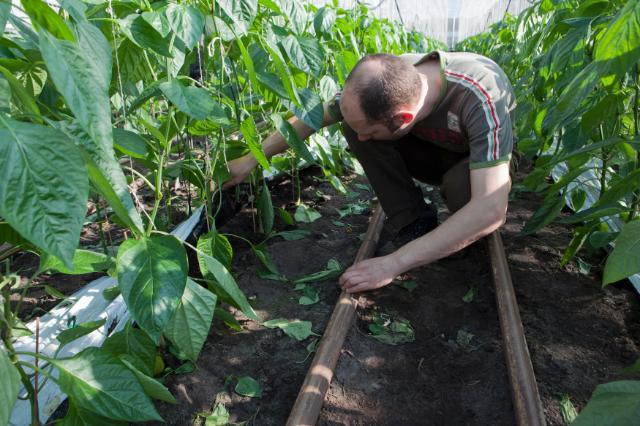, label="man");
[223,51,516,294]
